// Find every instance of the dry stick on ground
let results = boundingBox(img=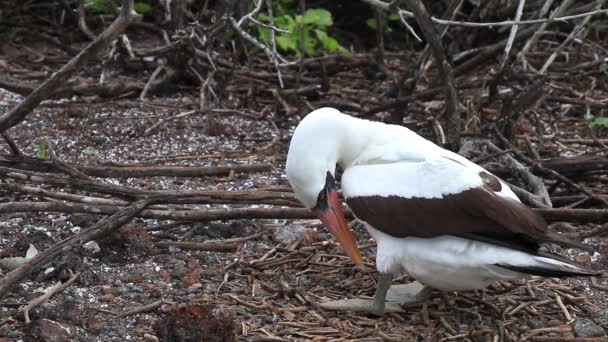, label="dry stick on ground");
[538,0,604,75]
[22,271,80,323]
[0,154,273,178]
[403,0,462,151]
[3,199,608,224]
[566,222,608,239]
[485,142,552,208]
[517,0,572,70]
[0,197,156,299]
[143,109,197,136]
[1,133,20,155]
[0,201,312,222]
[116,299,165,318]
[0,0,142,133]
[155,240,238,252]
[0,166,298,205]
[156,228,270,252]
[2,182,299,207]
[492,127,608,207]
